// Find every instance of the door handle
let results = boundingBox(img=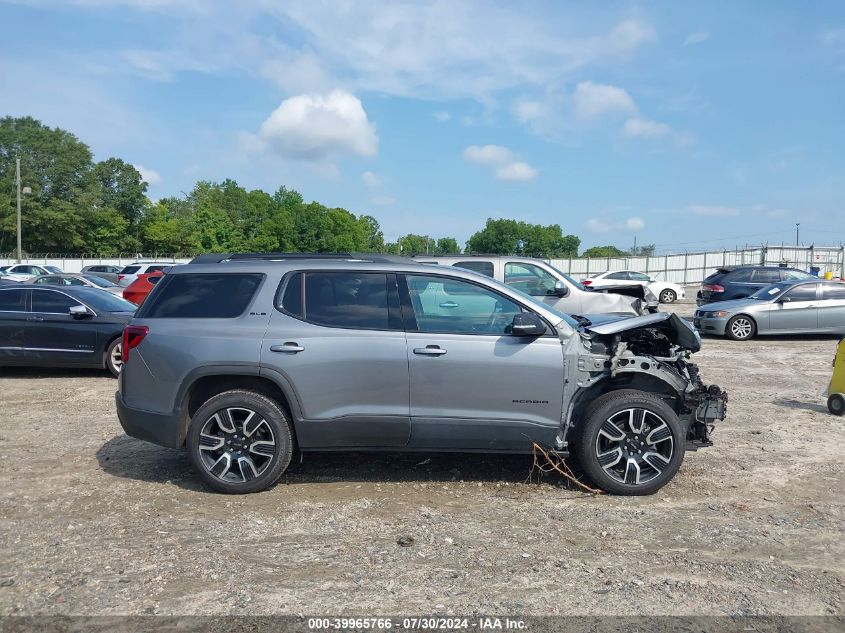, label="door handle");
[26,316,44,322]
[413,345,447,356]
[439,301,459,309]
[269,343,305,353]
